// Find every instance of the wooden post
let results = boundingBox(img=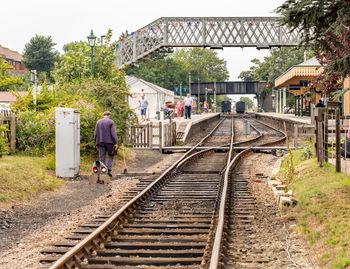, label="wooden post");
[173,122,176,145]
[159,121,162,152]
[315,115,319,162]
[10,115,16,154]
[336,108,341,172]
[147,123,150,148]
[324,109,328,162]
[149,122,153,149]
[169,118,172,147]
[317,119,323,167]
